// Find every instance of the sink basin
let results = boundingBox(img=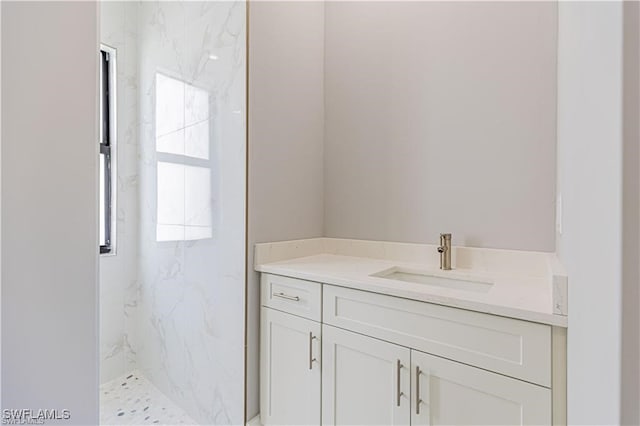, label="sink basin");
[371,267,493,293]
